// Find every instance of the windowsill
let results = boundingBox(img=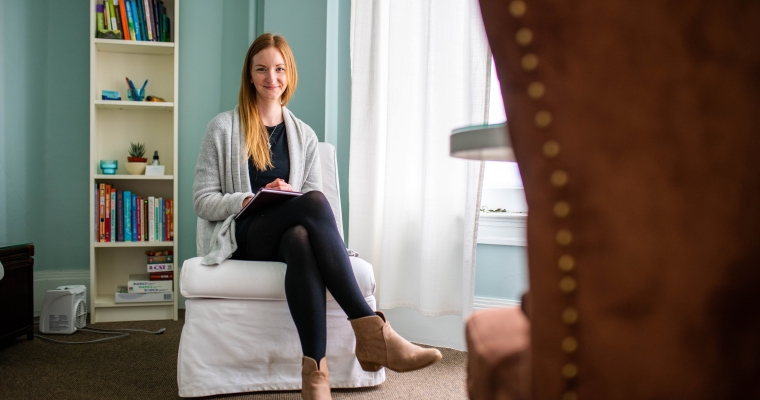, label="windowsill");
[477,212,527,246]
